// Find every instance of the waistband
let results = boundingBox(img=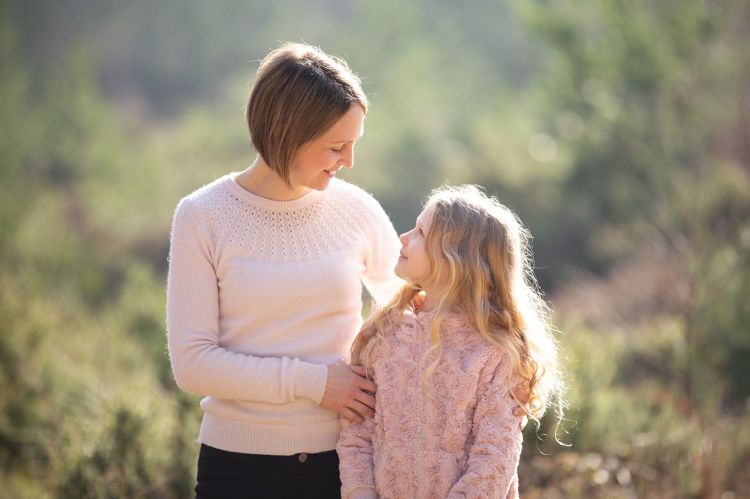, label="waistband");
[199,444,339,466]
